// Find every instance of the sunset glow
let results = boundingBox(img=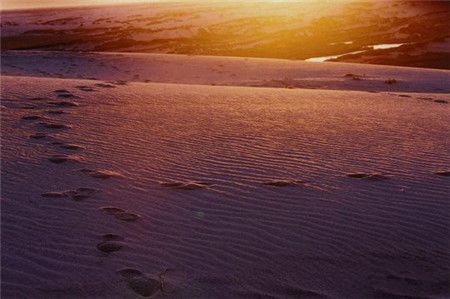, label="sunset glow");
[1,0,323,10]
[1,0,157,10]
